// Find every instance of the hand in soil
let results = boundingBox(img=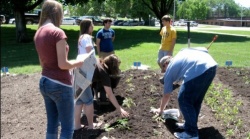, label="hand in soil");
[151,108,162,115]
[119,107,129,117]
